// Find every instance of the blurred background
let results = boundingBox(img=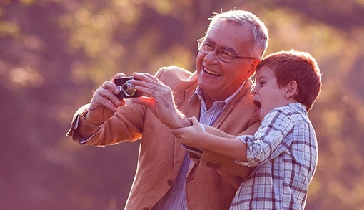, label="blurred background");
[1,0,363,209]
